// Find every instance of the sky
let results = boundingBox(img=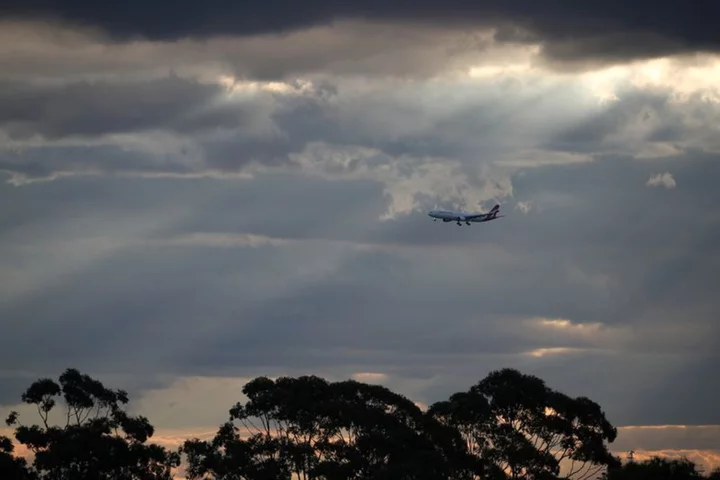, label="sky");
[1,0,720,475]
